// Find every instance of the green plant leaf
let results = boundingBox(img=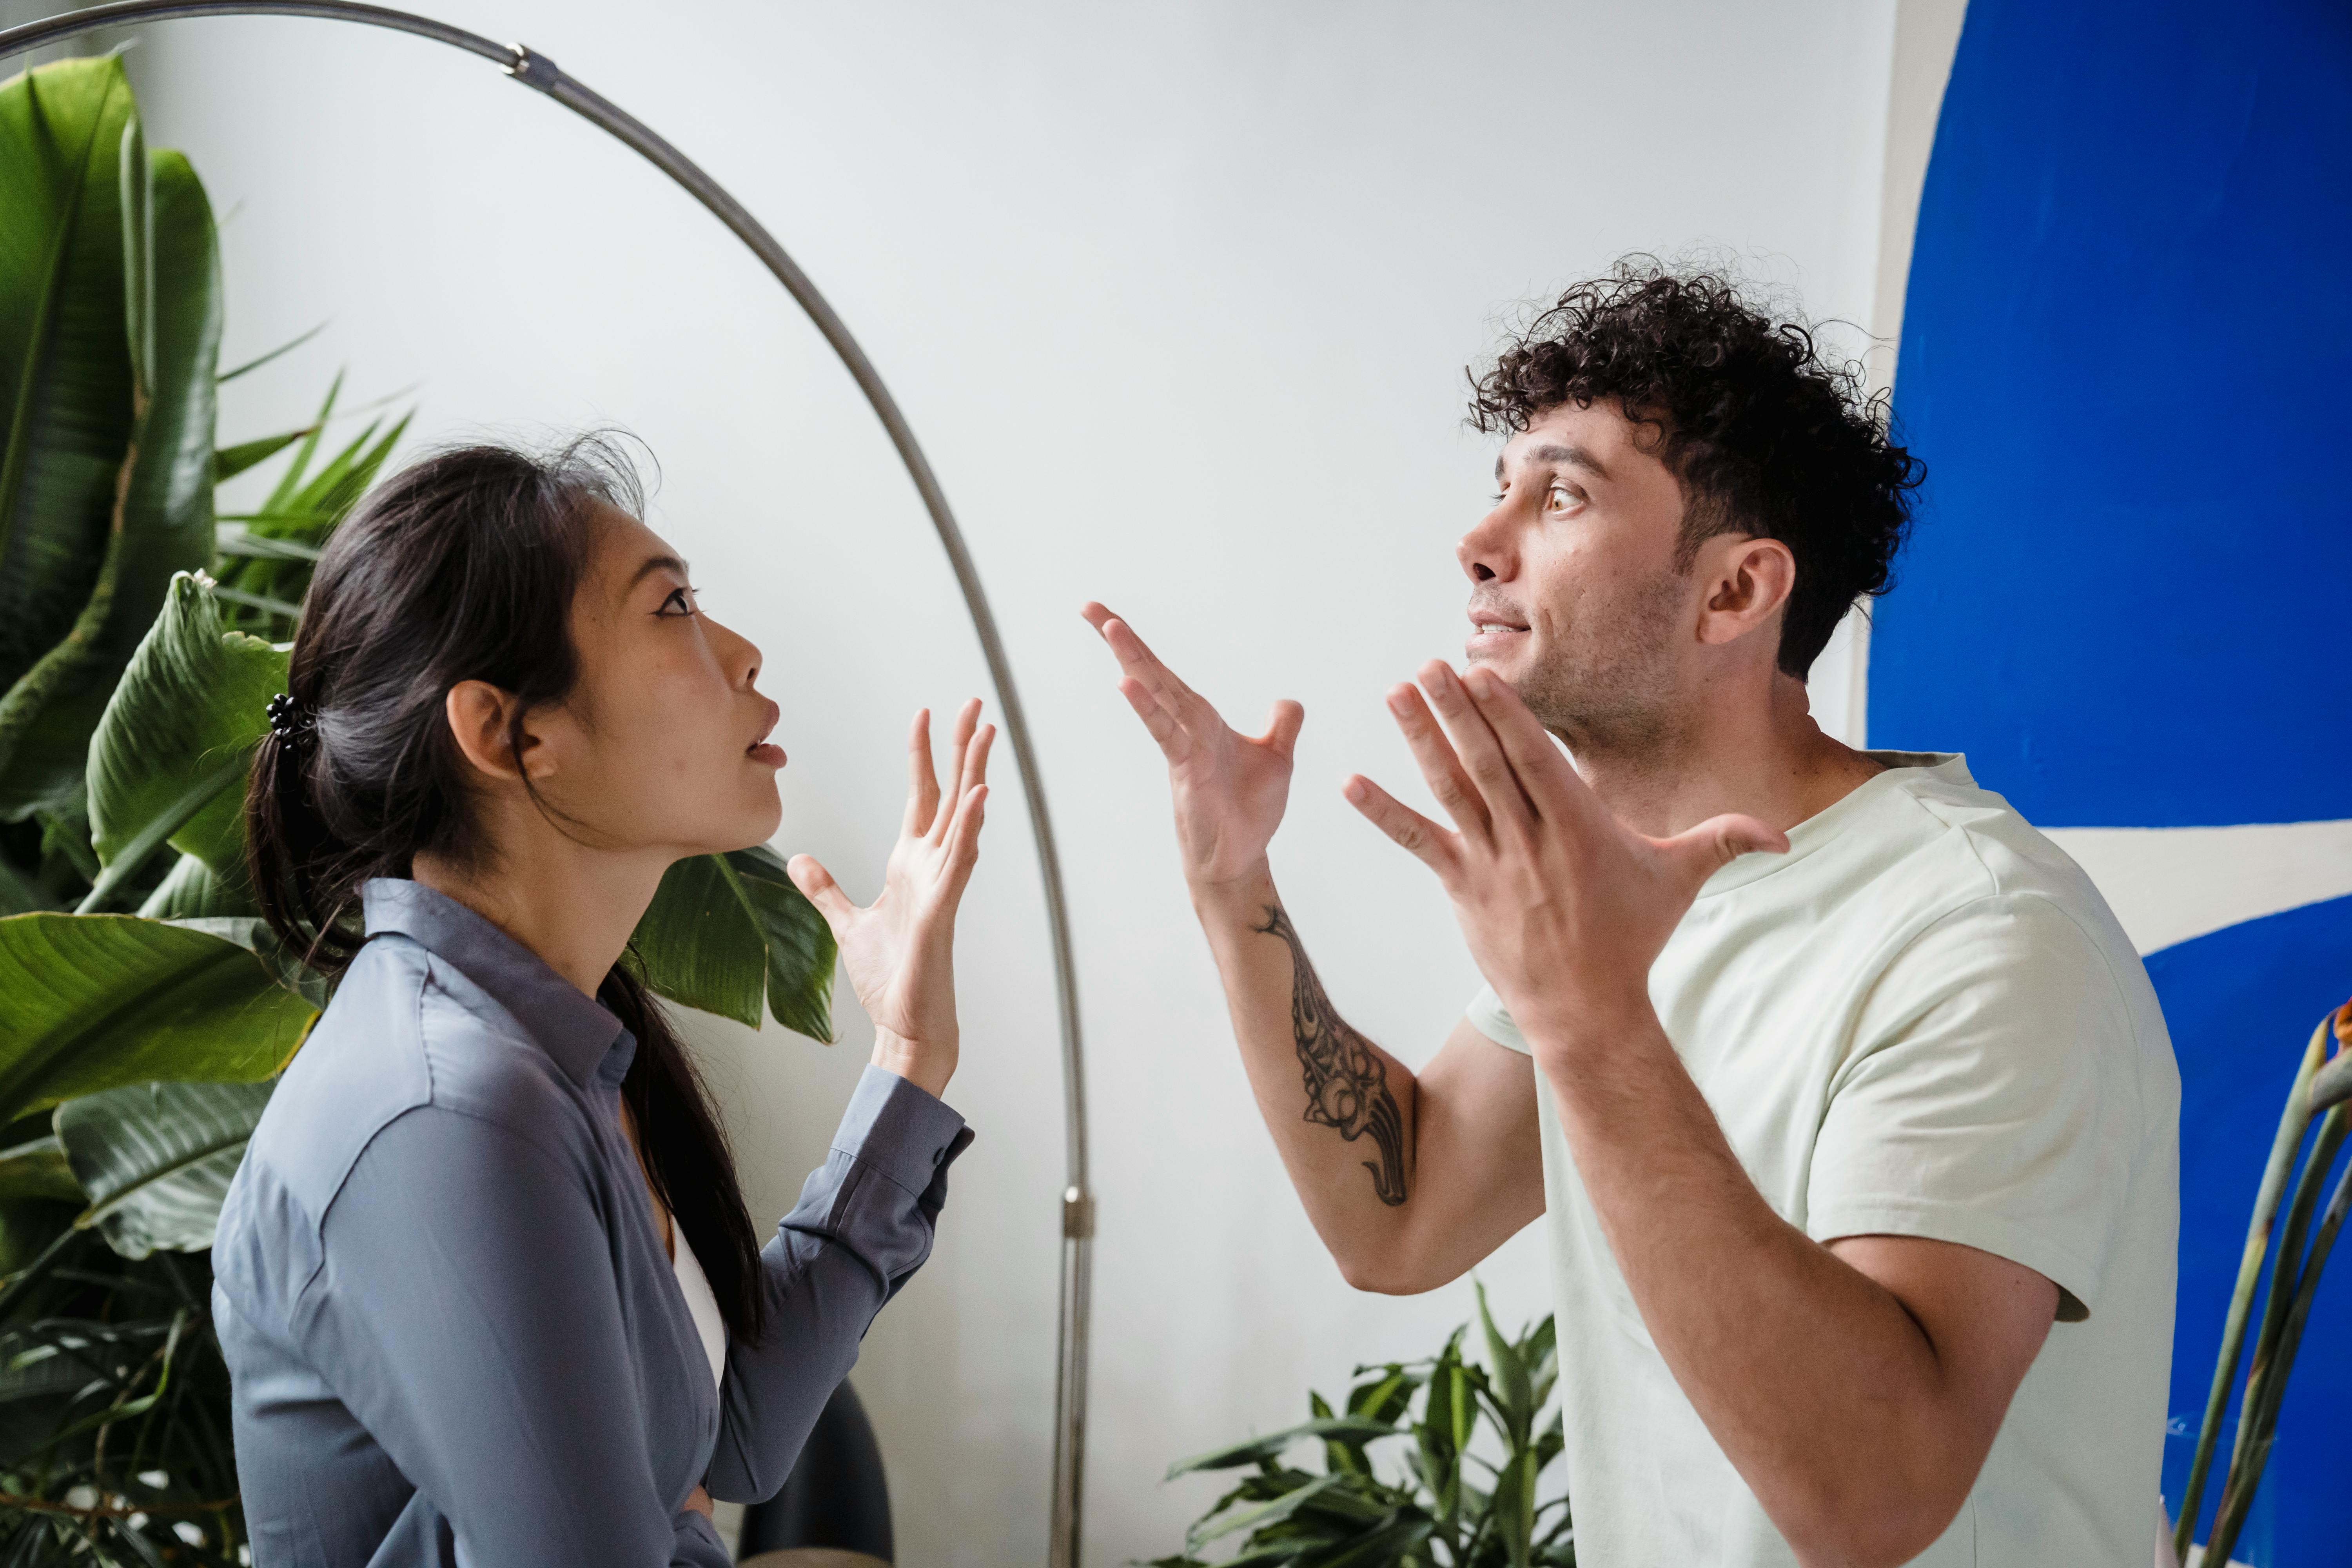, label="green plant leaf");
[1477,1279,1532,1444]
[1294,1517,1434,1568]
[0,62,220,817]
[0,57,140,791]
[0,911,310,1125]
[1167,1418,1405,1479]
[0,1135,79,1202]
[212,425,311,483]
[54,1078,271,1258]
[632,846,836,1038]
[1189,1471,1351,1554]
[134,850,251,920]
[729,844,836,1038]
[84,571,281,887]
